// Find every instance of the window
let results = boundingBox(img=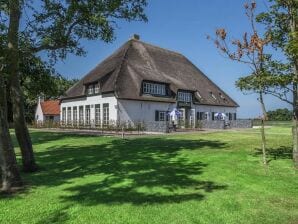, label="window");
[95,104,101,125]
[62,107,66,124]
[94,84,100,94]
[87,85,94,95]
[67,107,71,124]
[177,91,192,102]
[103,103,109,126]
[197,112,205,120]
[155,111,168,121]
[79,106,84,125]
[73,106,77,124]
[233,113,237,120]
[219,92,225,100]
[195,91,202,99]
[212,112,215,120]
[85,105,90,125]
[210,92,217,100]
[143,82,166,95]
